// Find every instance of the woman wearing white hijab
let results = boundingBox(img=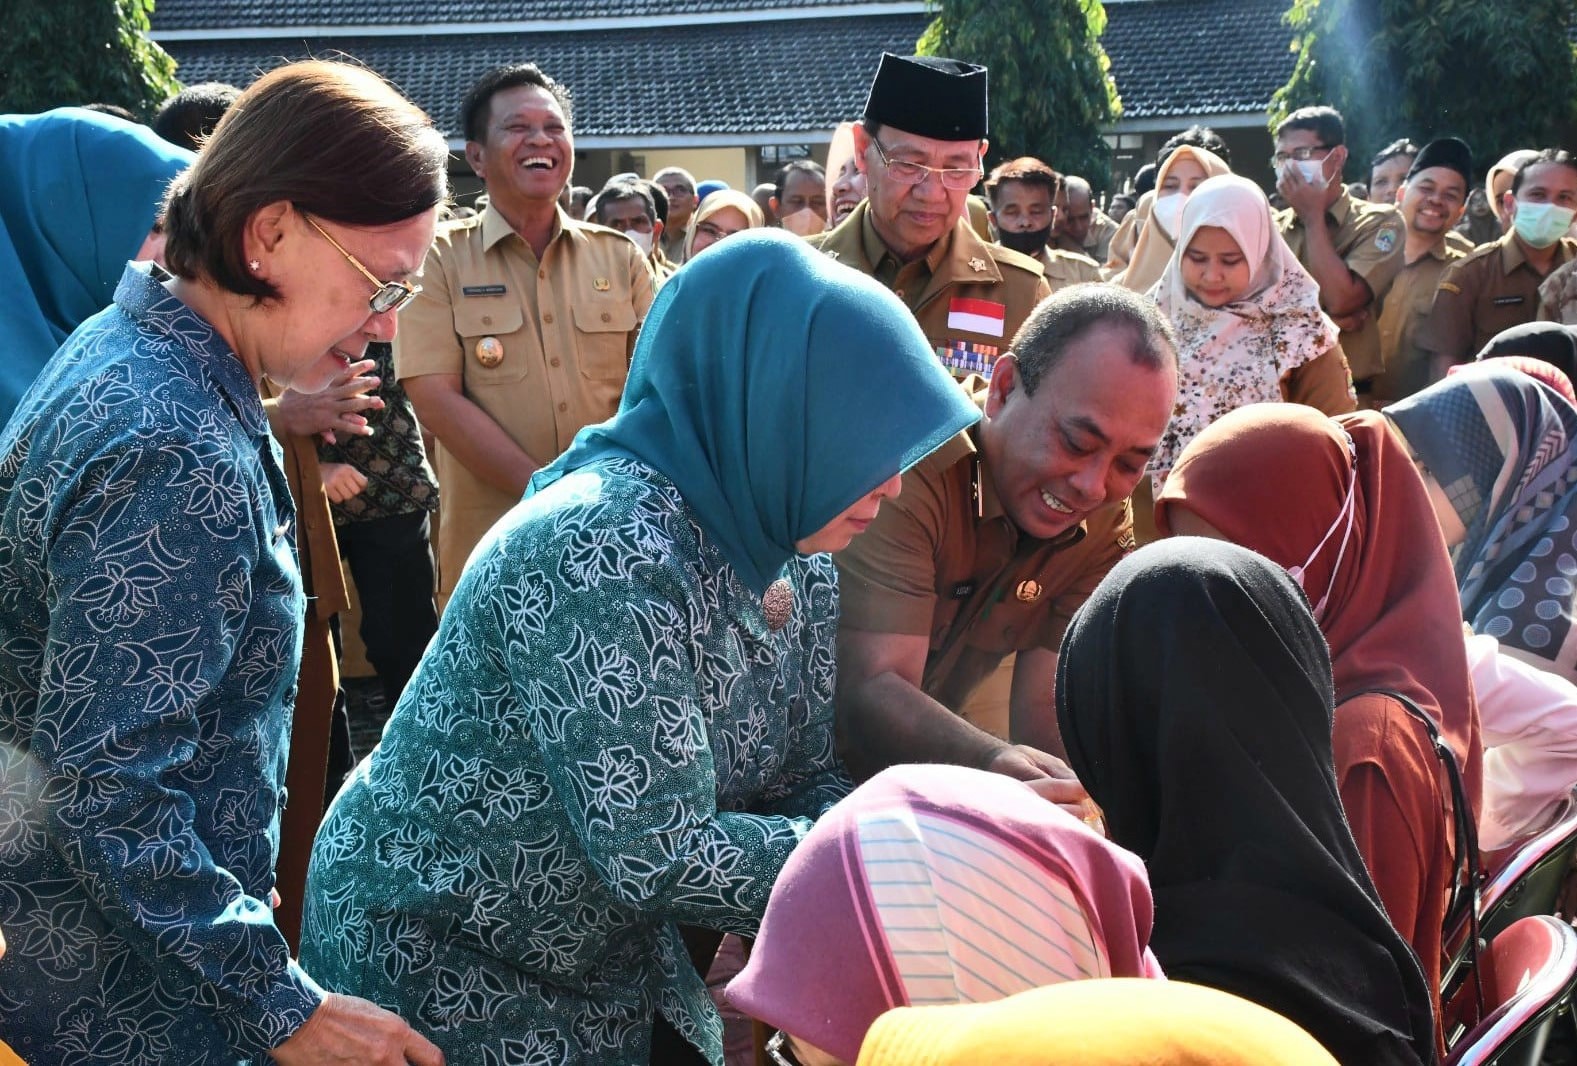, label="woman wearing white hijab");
[1135,175,1355,533]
